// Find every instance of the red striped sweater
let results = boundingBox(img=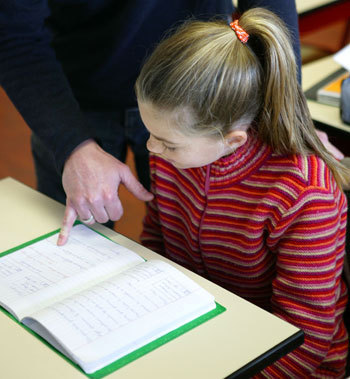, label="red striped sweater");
[141,136,348,378]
